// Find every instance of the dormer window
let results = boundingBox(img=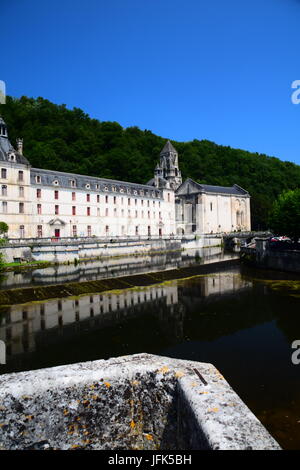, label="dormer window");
[104,186,108,191]
[35,175,41,183]
[53,180,59,186]
[70,180,76,188]
[86,183,90,189]
[95,184,99,190]
[8,152,16,162]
